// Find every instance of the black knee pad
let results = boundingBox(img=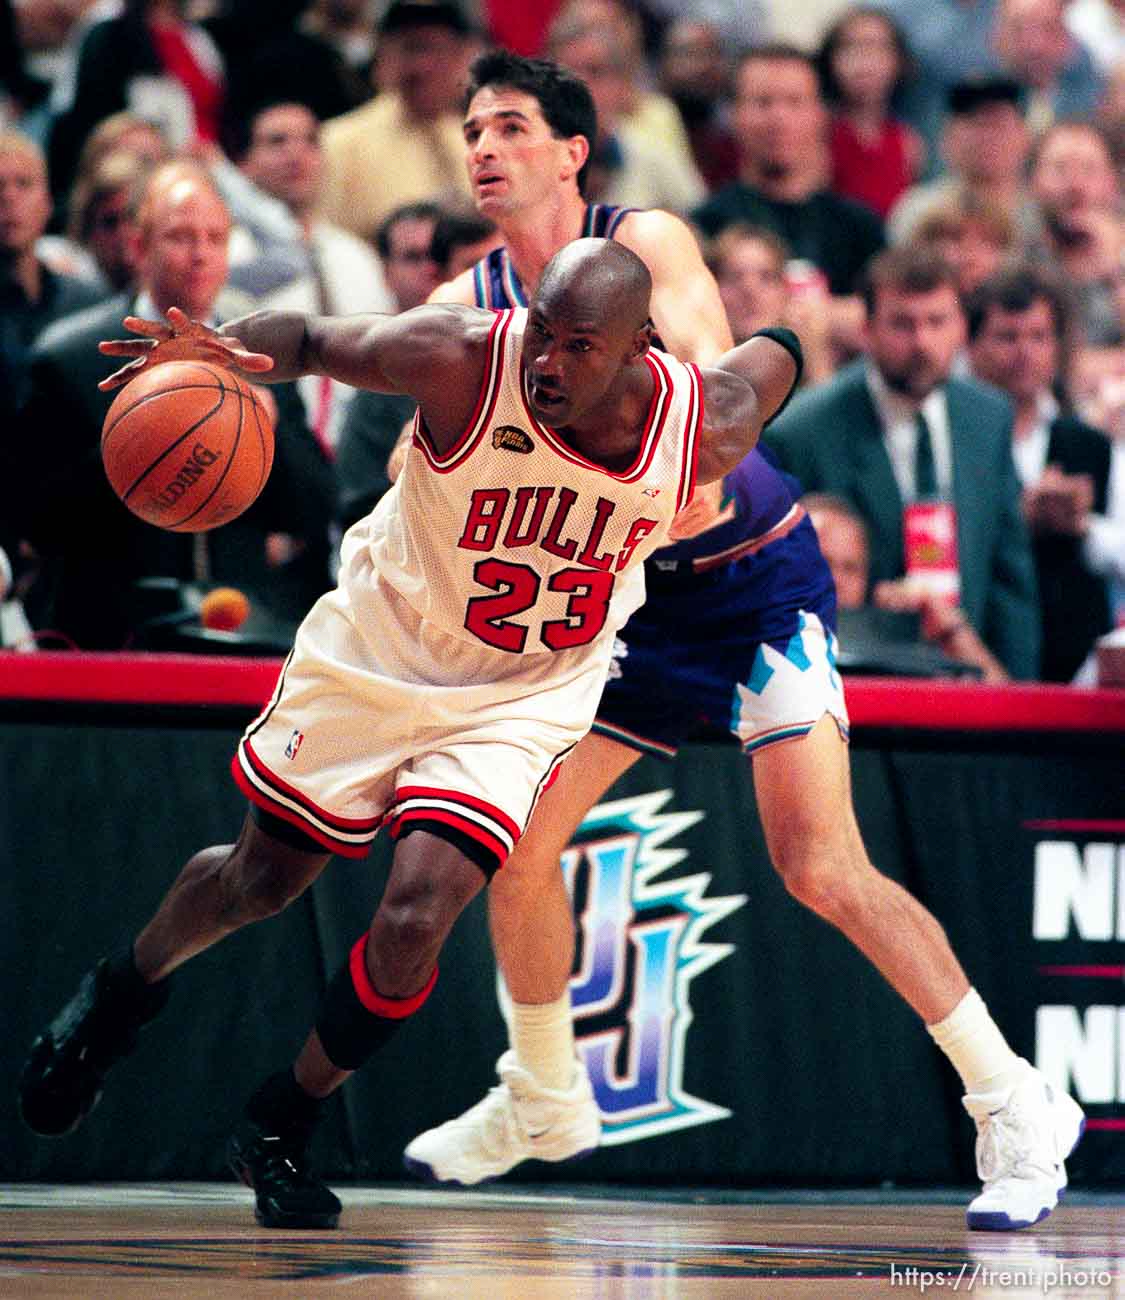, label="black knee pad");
[316,936,437,1072]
